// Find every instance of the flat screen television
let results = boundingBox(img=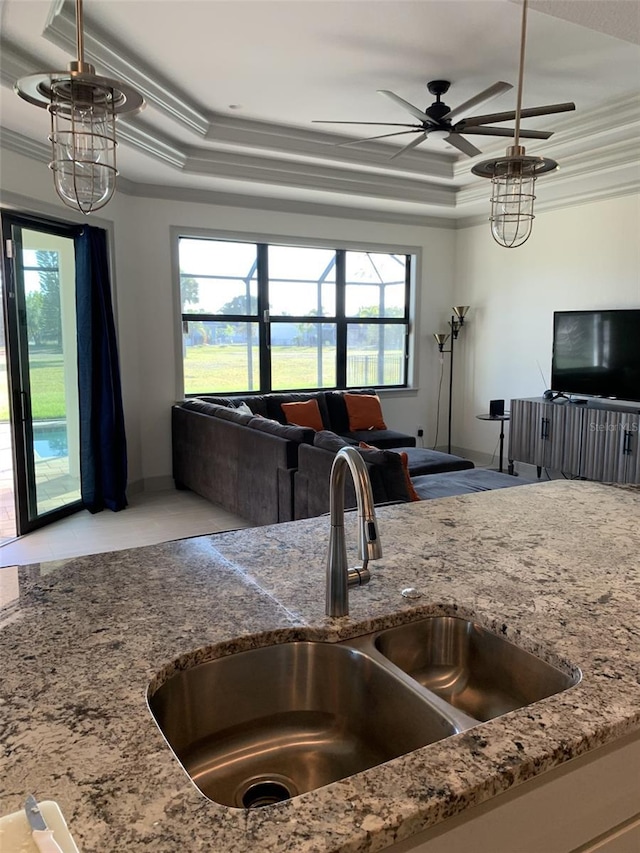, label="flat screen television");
[552,310,640,403]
